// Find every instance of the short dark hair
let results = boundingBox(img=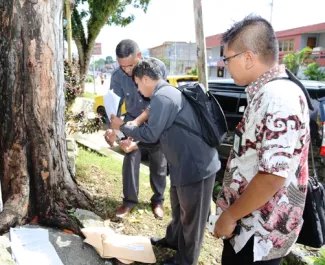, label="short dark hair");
[132,59,162,80]
[116,39,140,58]
[222,15,279,65]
